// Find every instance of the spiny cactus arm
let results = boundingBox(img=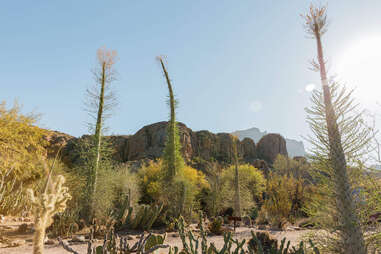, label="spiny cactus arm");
[309,239,320,254]
[214,233,232,254]
[176,216,191,253]
[283,239,291,254]
[146,203,163,230]
[249,231,265,253]
[169,246,179,254]
[143,244,170,254]
[129,233,145,251]
[58,238,80,254]
[231,238,246,254]
[197,212,208,254]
